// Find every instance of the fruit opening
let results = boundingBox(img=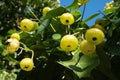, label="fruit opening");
[24,25,27,28]
[66,20,69,23]
[92,37,97,41]
[67,45,71,47]
[24,65,29,69]
[98,23,102,25]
